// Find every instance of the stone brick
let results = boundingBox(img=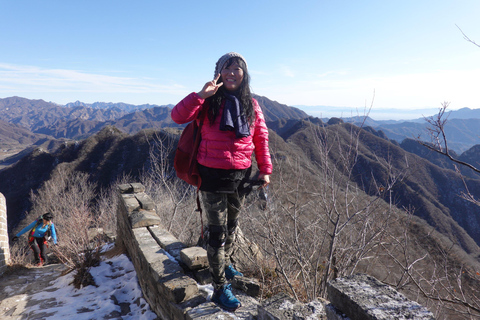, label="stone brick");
[160,274,199,304]
[118,184,134,194]
[149,253,184,282]
[131,183,145,193]
[130,210,161,229]
[232,276,261,297]
[149,225,186,260]
[135,192,155,210]
[327,274,435,320]
[180,247,208,270]
[122,194,140,213]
